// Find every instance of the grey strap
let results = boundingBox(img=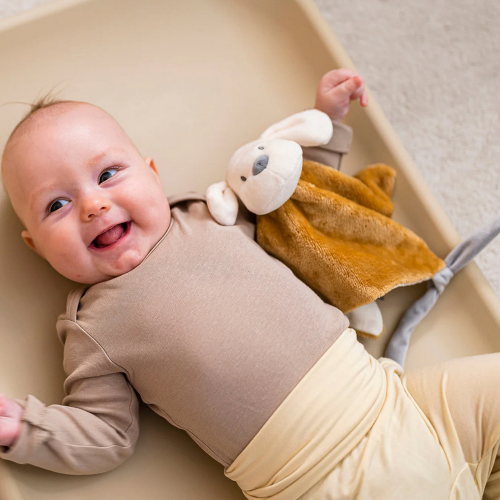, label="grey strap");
[384,216,500,367]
